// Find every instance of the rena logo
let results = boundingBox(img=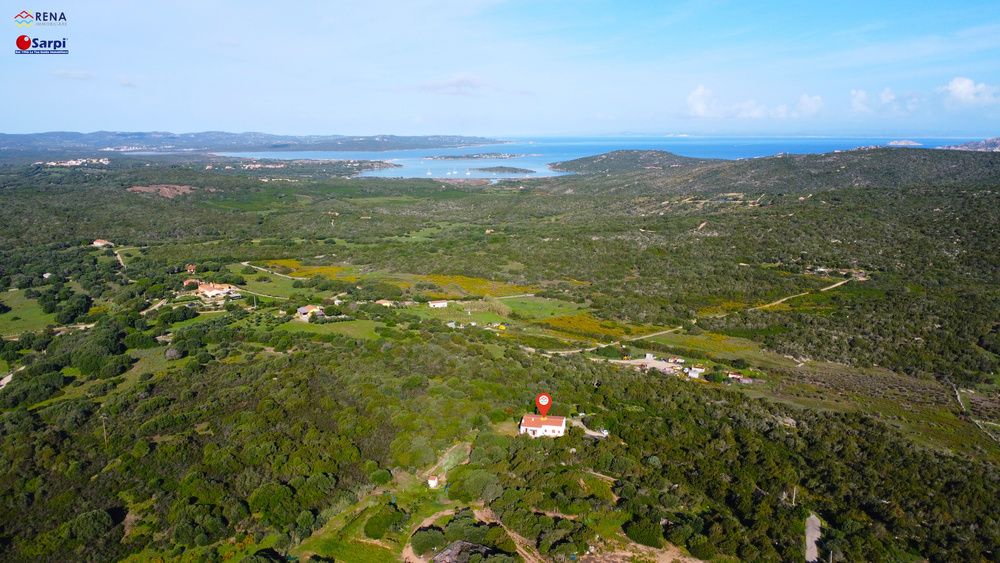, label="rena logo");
[15,10,33,27]
[16,35,31,50]
[15,11,66,27]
